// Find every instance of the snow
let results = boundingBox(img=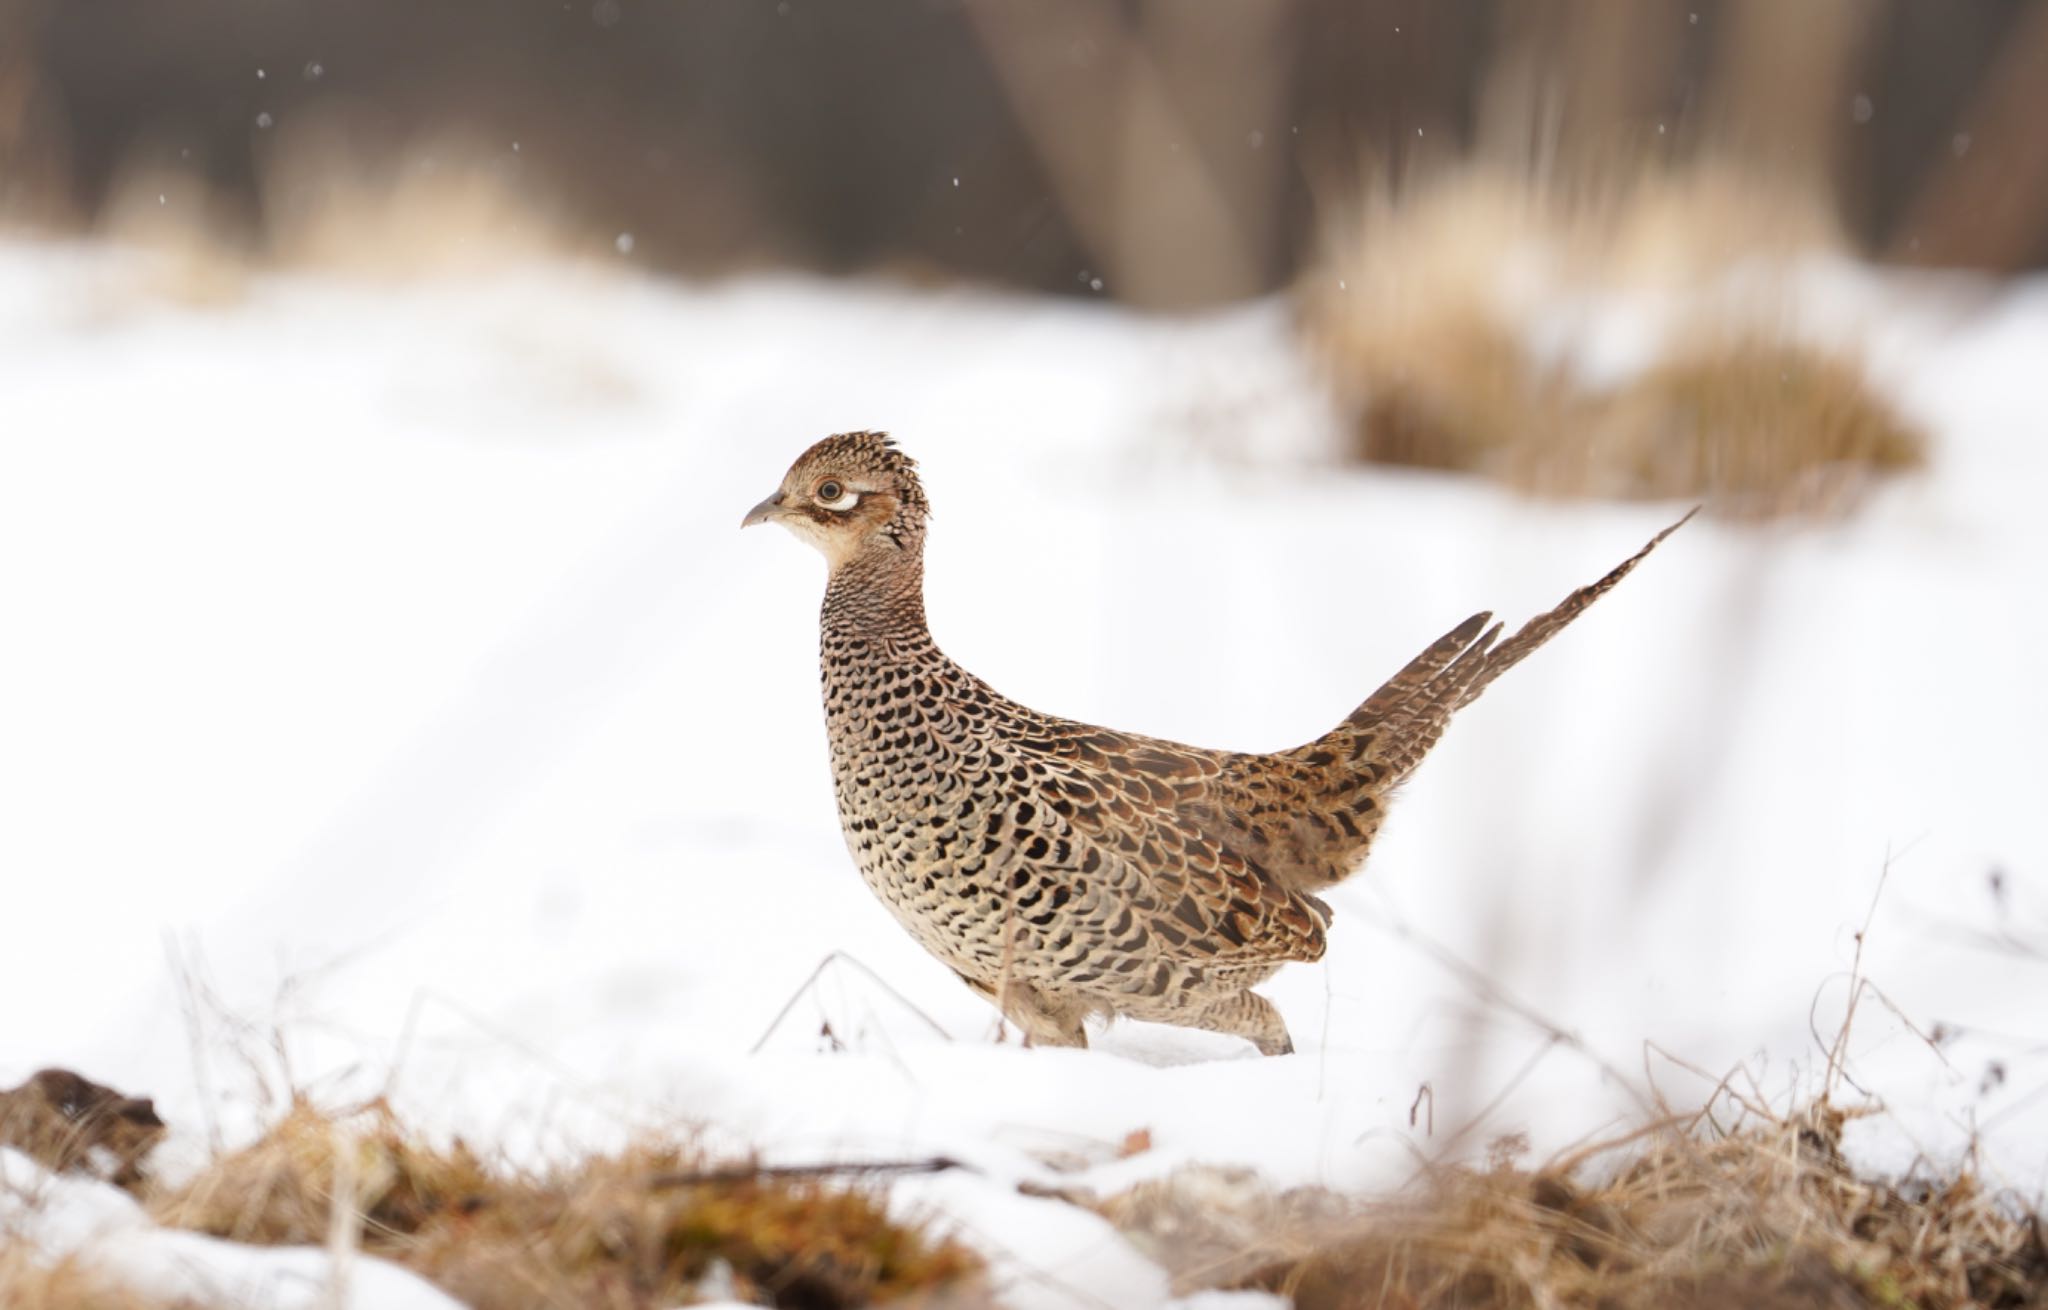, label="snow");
[1,239,2044,1307]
